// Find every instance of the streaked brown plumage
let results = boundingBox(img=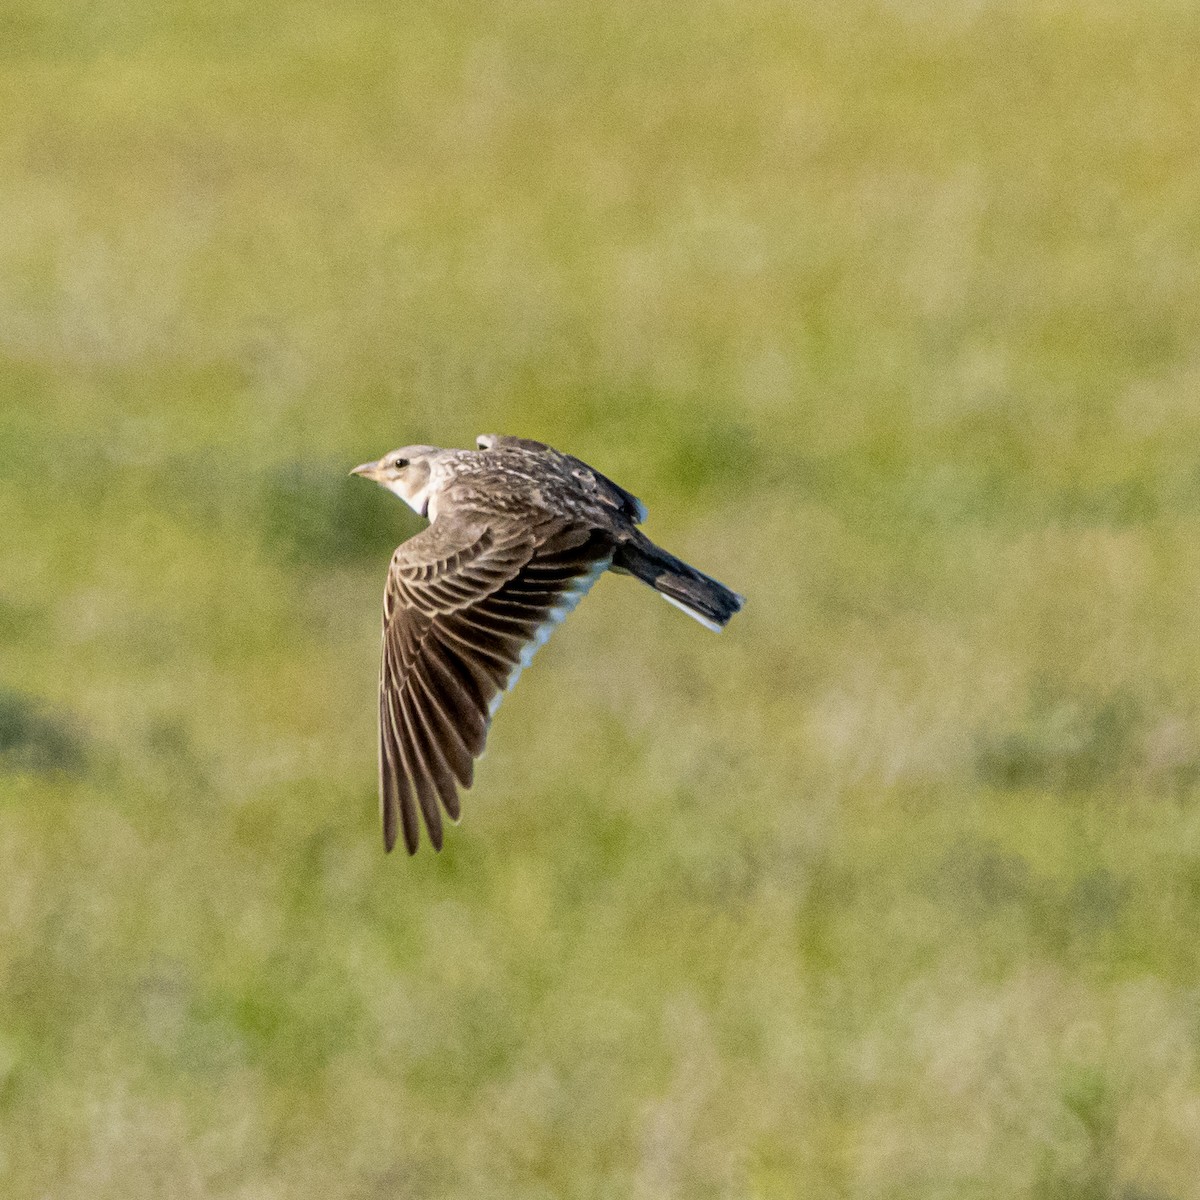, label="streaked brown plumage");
[351,435,744,854]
